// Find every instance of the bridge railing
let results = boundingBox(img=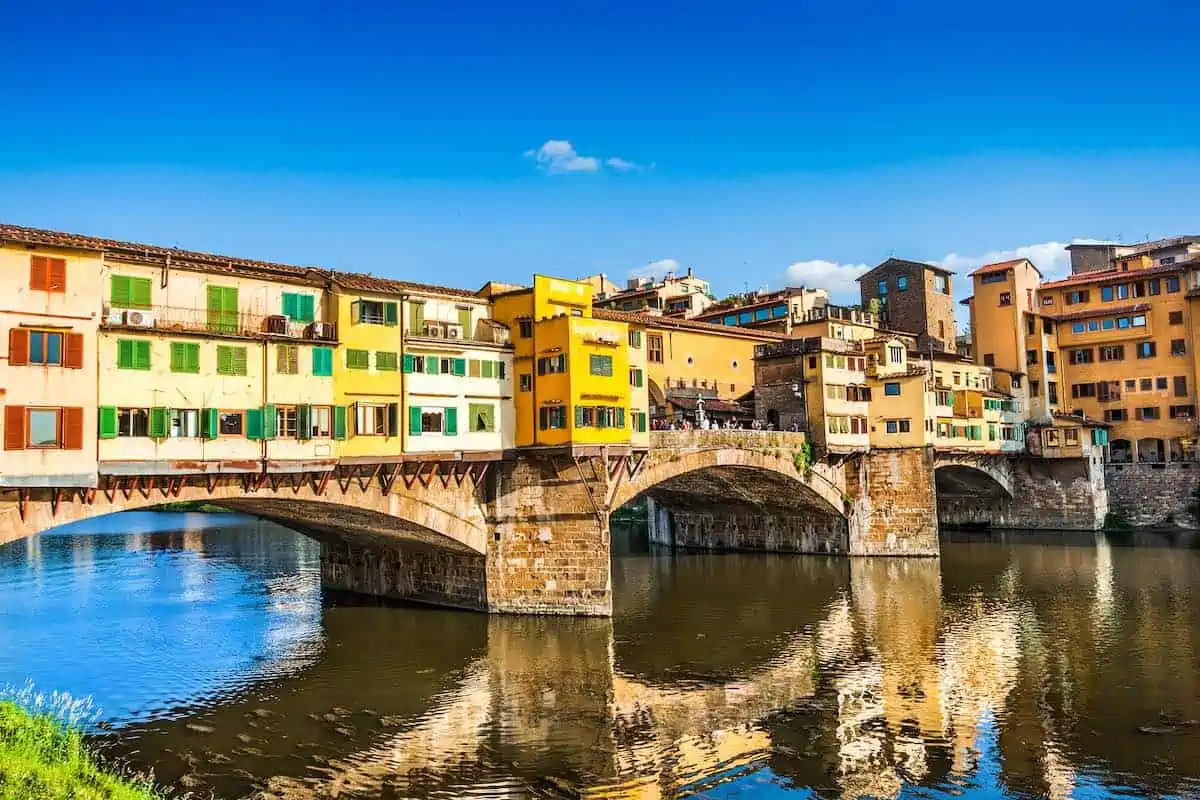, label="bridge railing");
[649,430,808,449]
